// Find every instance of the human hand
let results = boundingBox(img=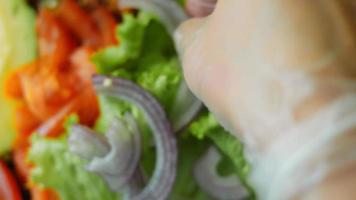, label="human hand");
[176,0,356,199]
